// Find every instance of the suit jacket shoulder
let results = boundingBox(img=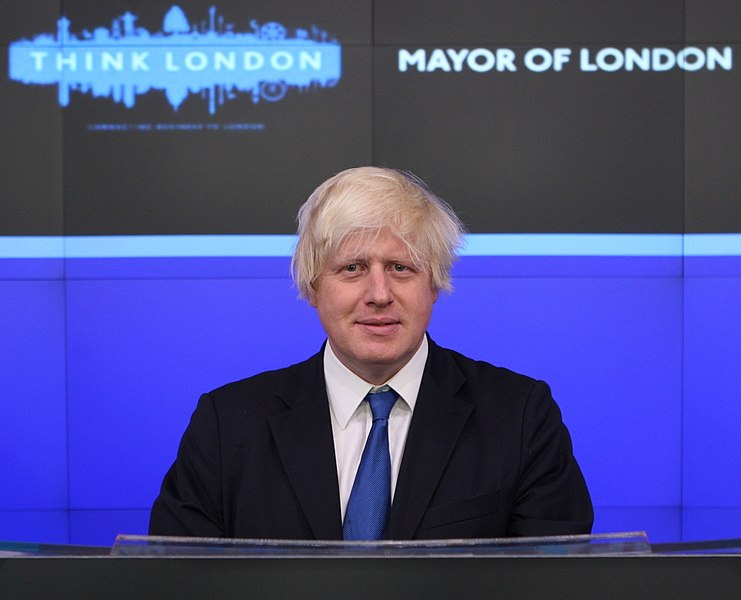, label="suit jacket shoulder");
[206,349,325,414]
[150,348,344,539]
[387,339,593,539]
